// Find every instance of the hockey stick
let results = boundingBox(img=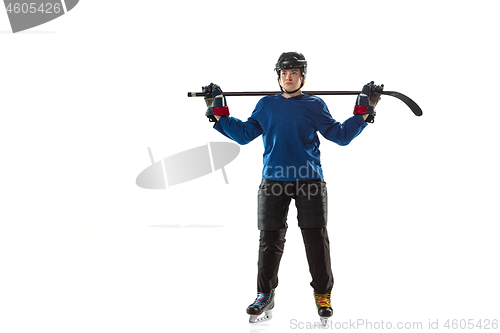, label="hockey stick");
[188,90,423,116]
